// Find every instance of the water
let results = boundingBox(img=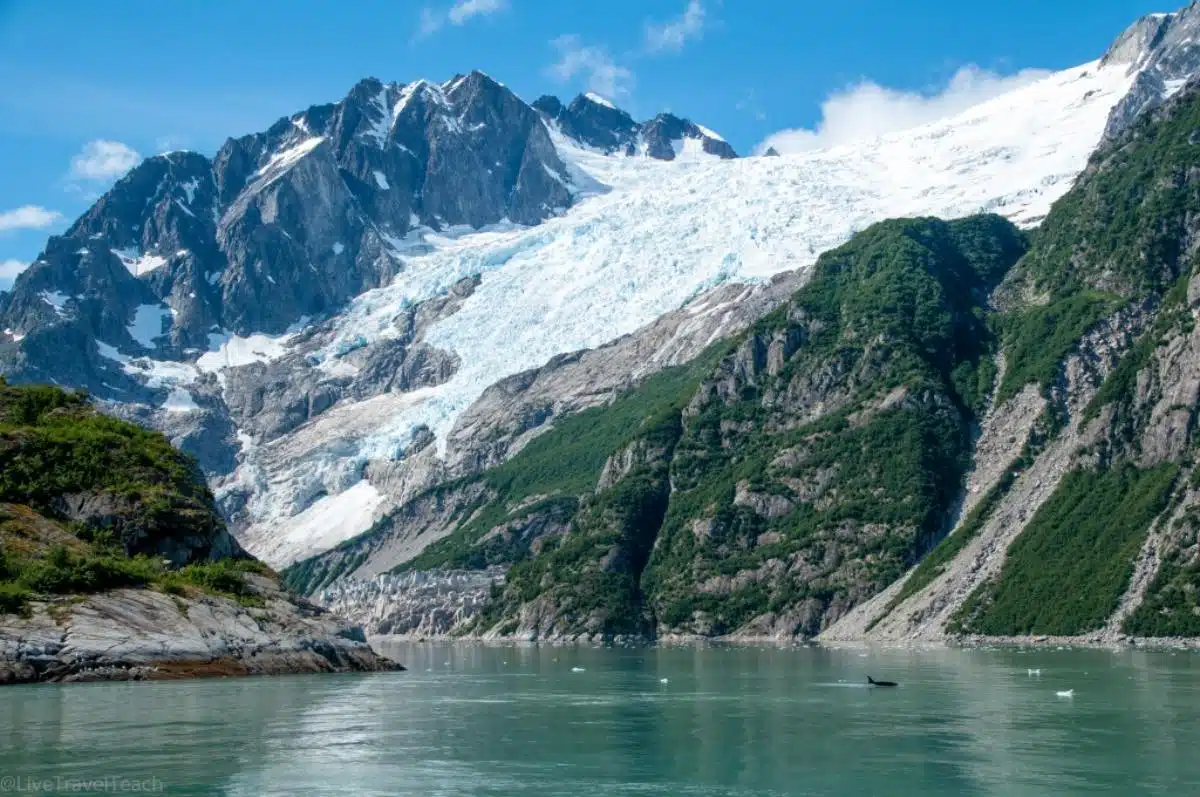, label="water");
[2,643,1199,796]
